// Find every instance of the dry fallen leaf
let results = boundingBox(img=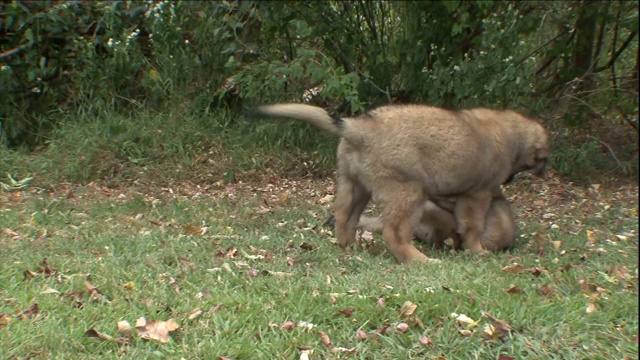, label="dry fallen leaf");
[331,347,356,354]
[318,331,332,347]
[502,263,525,273]
[281,321,295,331]
[135,317,179,343]
[452,313,478,329]
[260,270,293,279]
[458,329,473,336]
[481,311,513,340]
[399,301,418,318]
[16,303,39,320]
[356,329,368,340]
[188,307,203,320]
[537,284,555,297]
[84,328,127,345]
[297,321,315,331]
[41,288,60,295]
[335,307,355,318]
[0,313,11,327]
[183,224,207,236]
[299,242,315,251]
[117,320,133,335]
[505,284,524,295]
